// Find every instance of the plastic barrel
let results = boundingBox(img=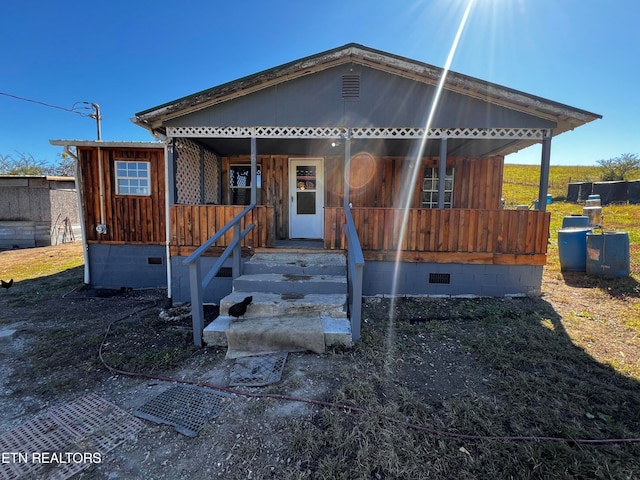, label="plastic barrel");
[558,227,591,272]
[546,194,553,204]
[586,231,630,278]
[562,215,589,228]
